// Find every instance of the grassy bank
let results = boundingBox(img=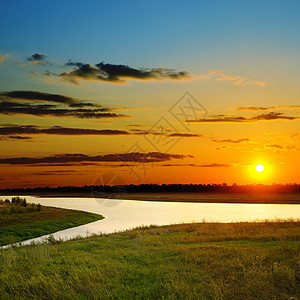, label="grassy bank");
[0,220,299,299]
[0,198,103,246]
